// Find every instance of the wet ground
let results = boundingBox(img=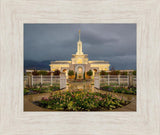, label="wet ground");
[24,81,136,111]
